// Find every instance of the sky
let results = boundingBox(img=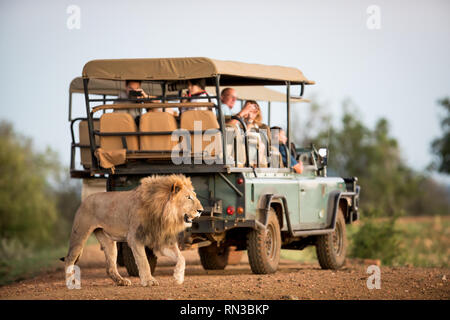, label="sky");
[0,0,449,181]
